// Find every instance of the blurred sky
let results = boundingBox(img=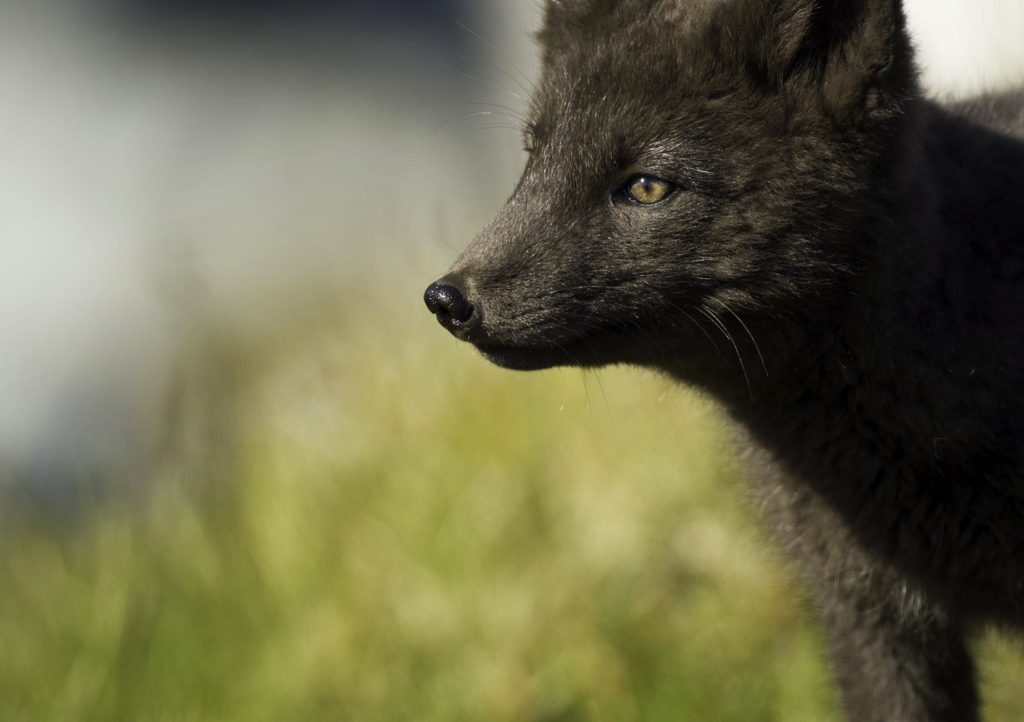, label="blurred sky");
[1,0,1022,495]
